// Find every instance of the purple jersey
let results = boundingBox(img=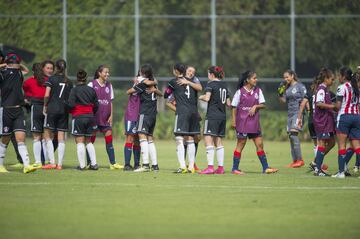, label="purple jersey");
[124,94,140,121]
[231,87,264,133]
[313,83,335,134]
[88,79,114,127]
